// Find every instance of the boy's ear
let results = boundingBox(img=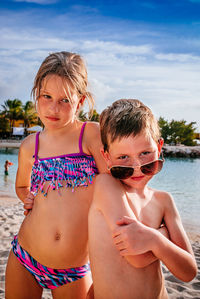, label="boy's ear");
[157,138,164,156]
[100,147,111,163]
